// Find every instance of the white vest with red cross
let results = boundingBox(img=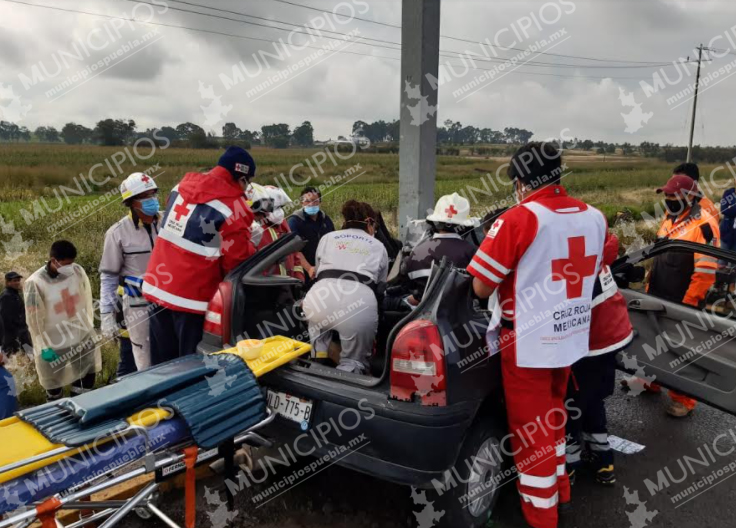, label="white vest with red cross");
[490,201,606,368]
